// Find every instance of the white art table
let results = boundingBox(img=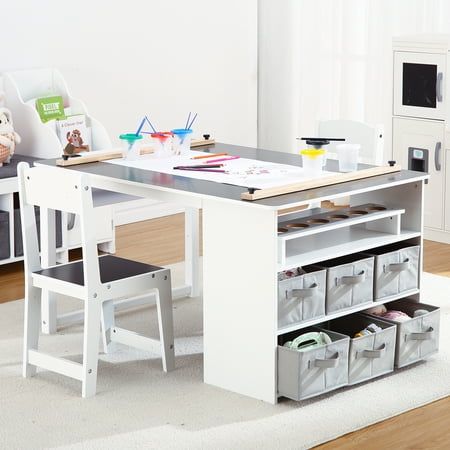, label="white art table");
[36,142,428,403]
